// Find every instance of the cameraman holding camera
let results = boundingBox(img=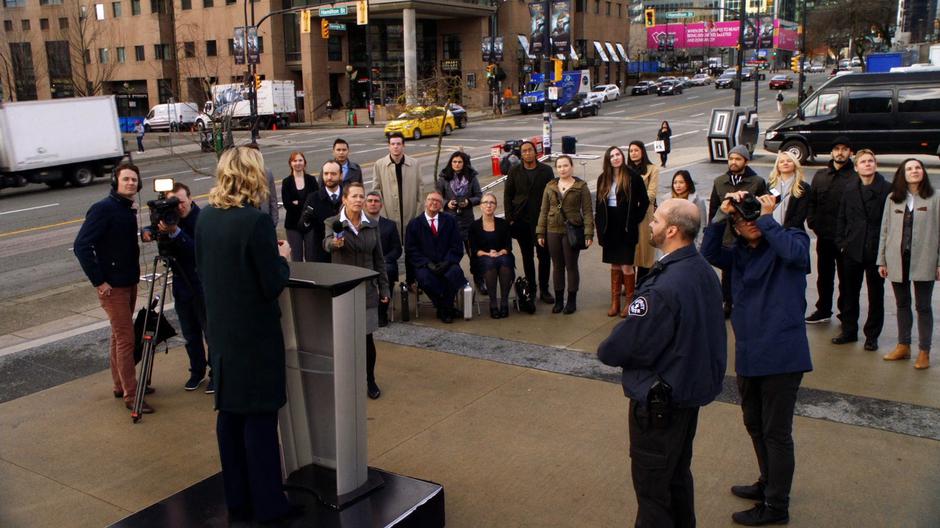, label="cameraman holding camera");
[142,182,211,393]
[702,191,813,526]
